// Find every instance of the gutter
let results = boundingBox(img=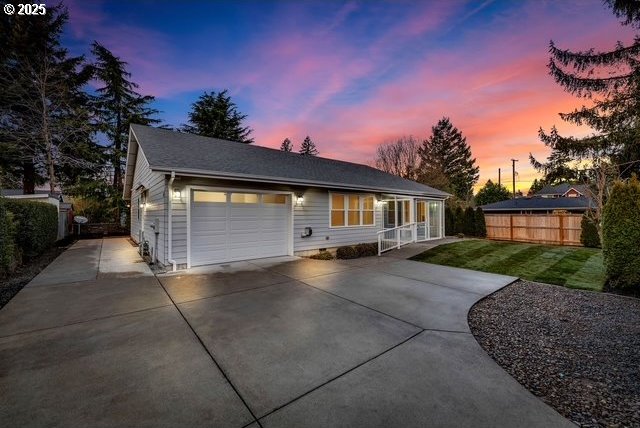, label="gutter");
[167,171,177,272]
[149,166,450,199]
